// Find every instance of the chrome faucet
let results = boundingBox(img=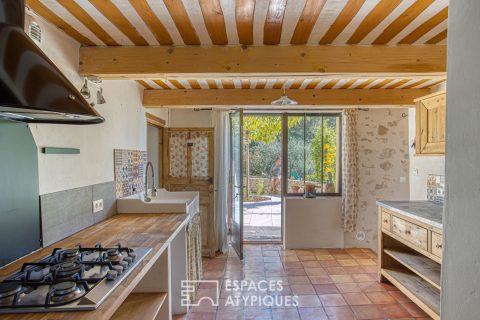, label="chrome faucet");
[144,161,157,202]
